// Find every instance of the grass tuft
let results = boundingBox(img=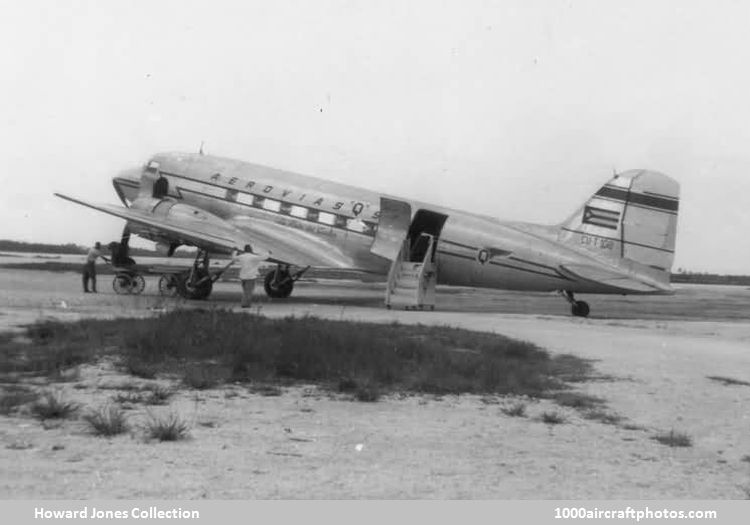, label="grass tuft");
[553,391,605,410]
[145,411,191,442]
[501,401,527,417]
[583,409,623,425]
[31,391,79,420]
[652,430,693,448]
[541,411,566,425]
[83,404,129,436]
